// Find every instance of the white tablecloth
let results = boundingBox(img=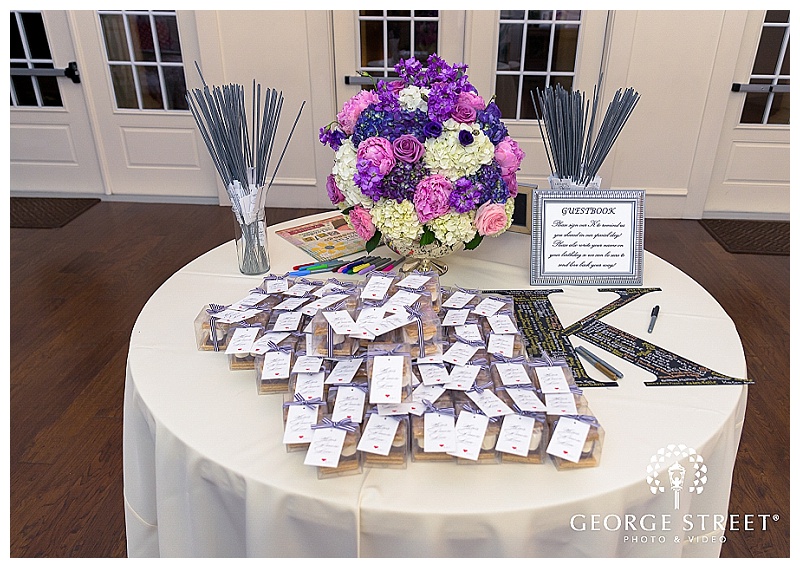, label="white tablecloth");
[124,213,747,557]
